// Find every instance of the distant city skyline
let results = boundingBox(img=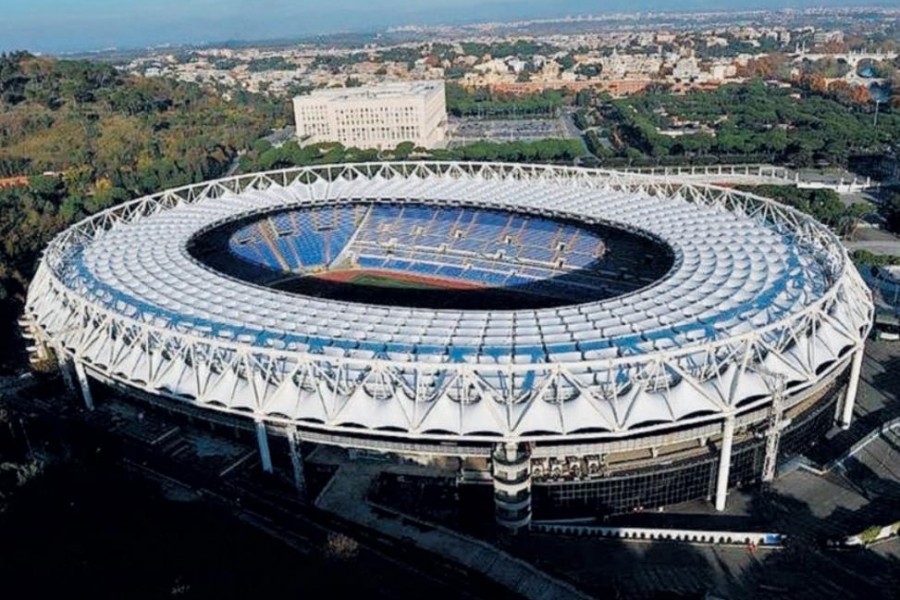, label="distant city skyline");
[0,0,890,54]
